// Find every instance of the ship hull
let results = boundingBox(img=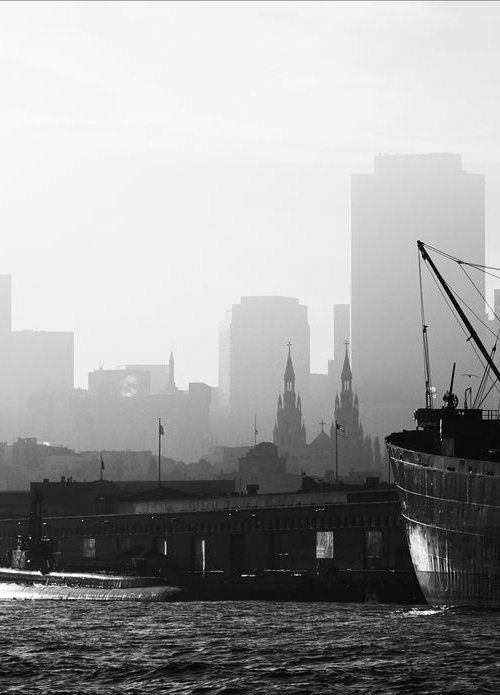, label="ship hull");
[0,568,182,601]
[0,582,181,601]
[387,440,500,608]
